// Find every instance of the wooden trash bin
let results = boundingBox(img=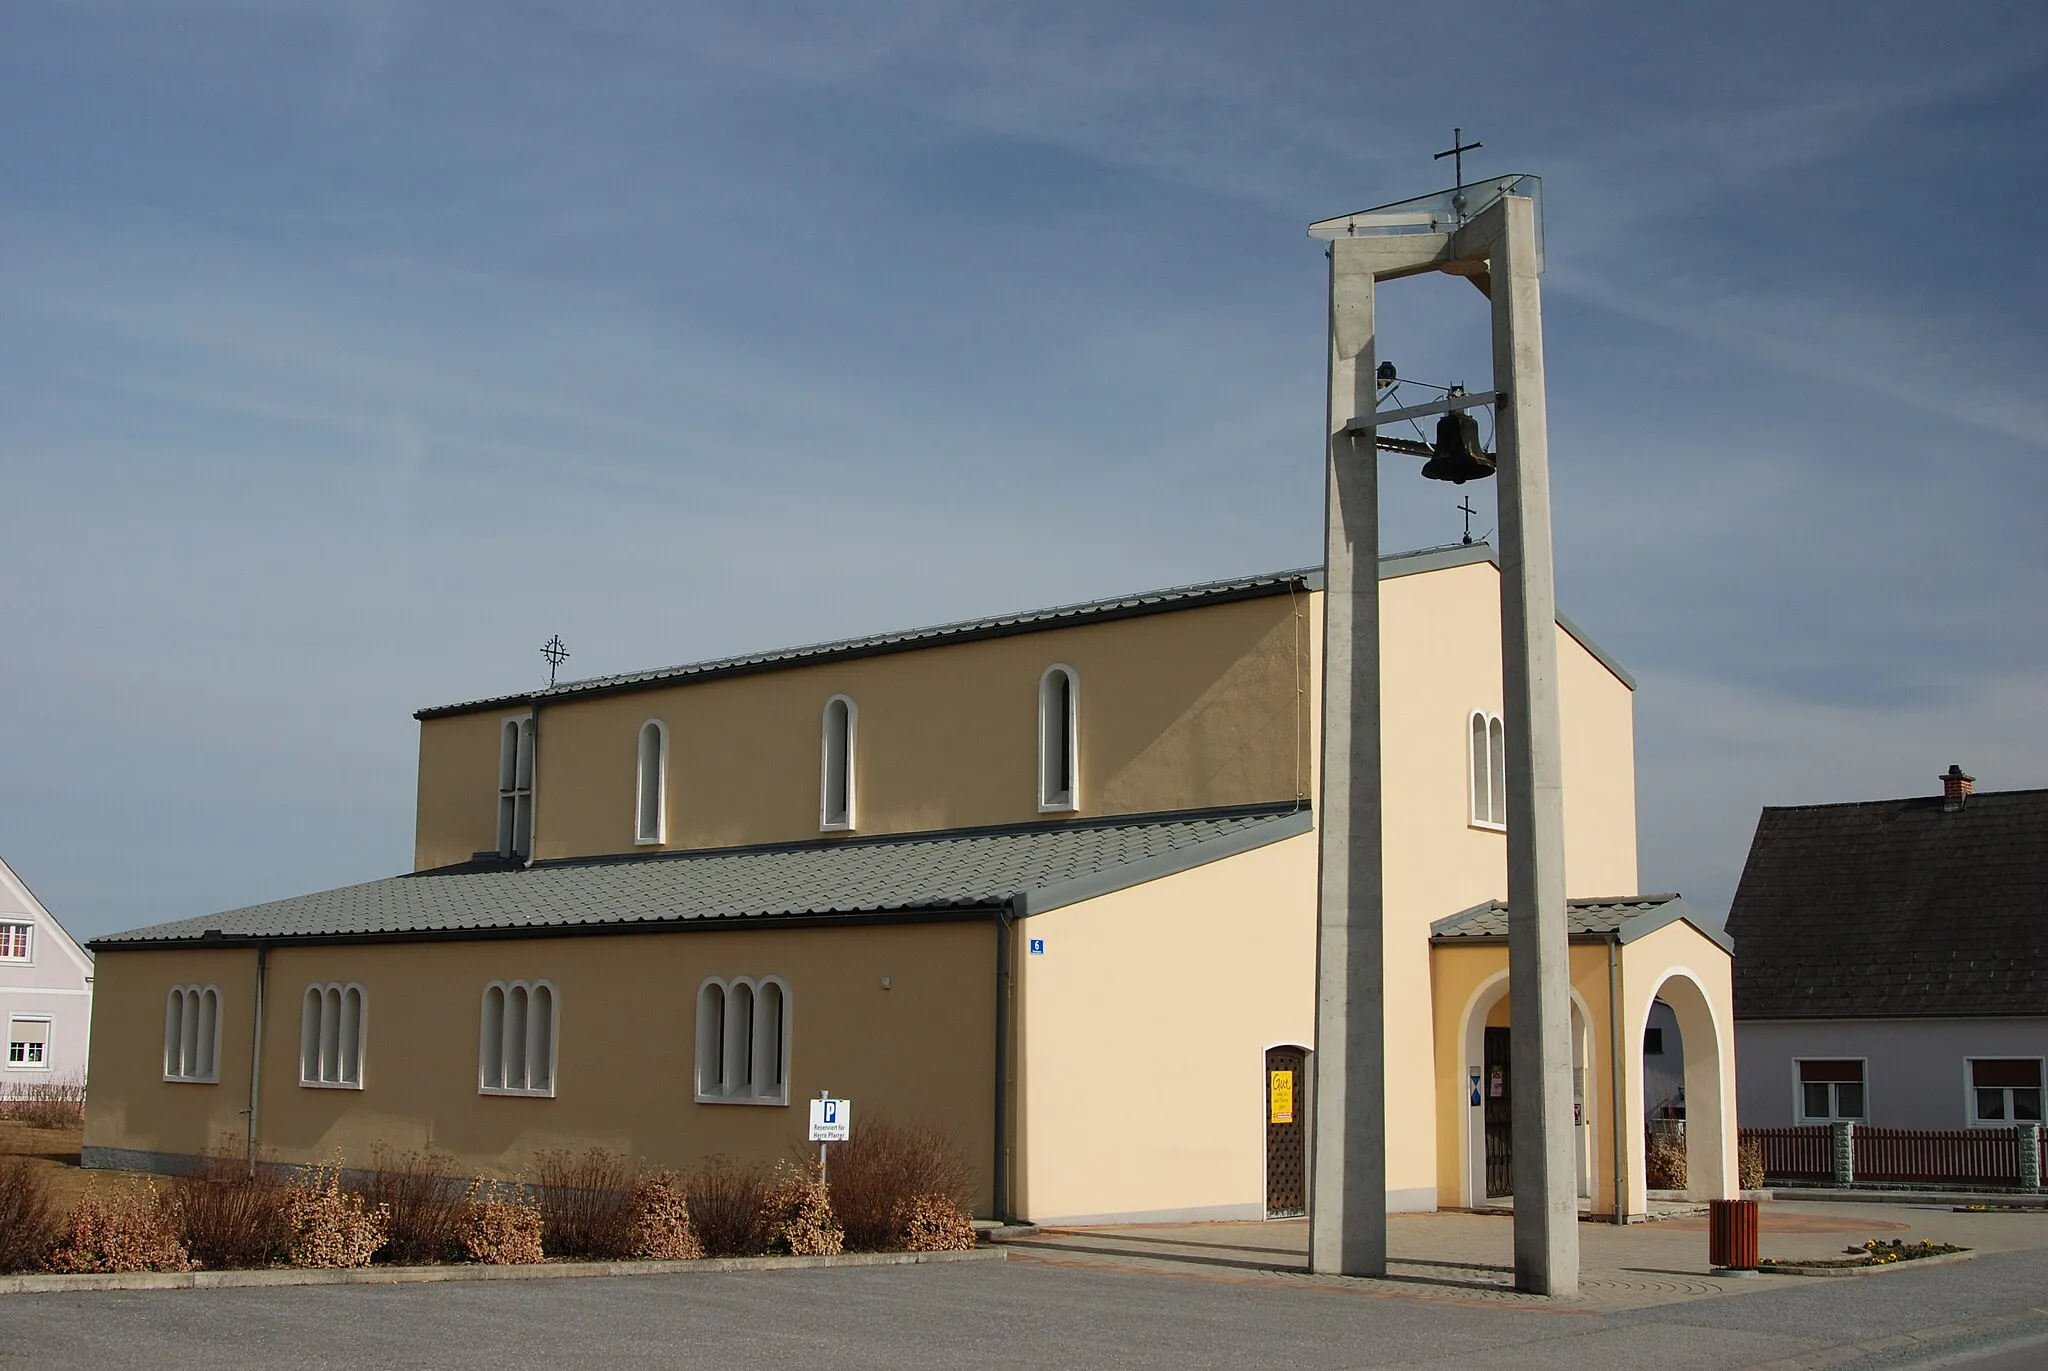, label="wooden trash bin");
[1709,1198,1759,1270]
